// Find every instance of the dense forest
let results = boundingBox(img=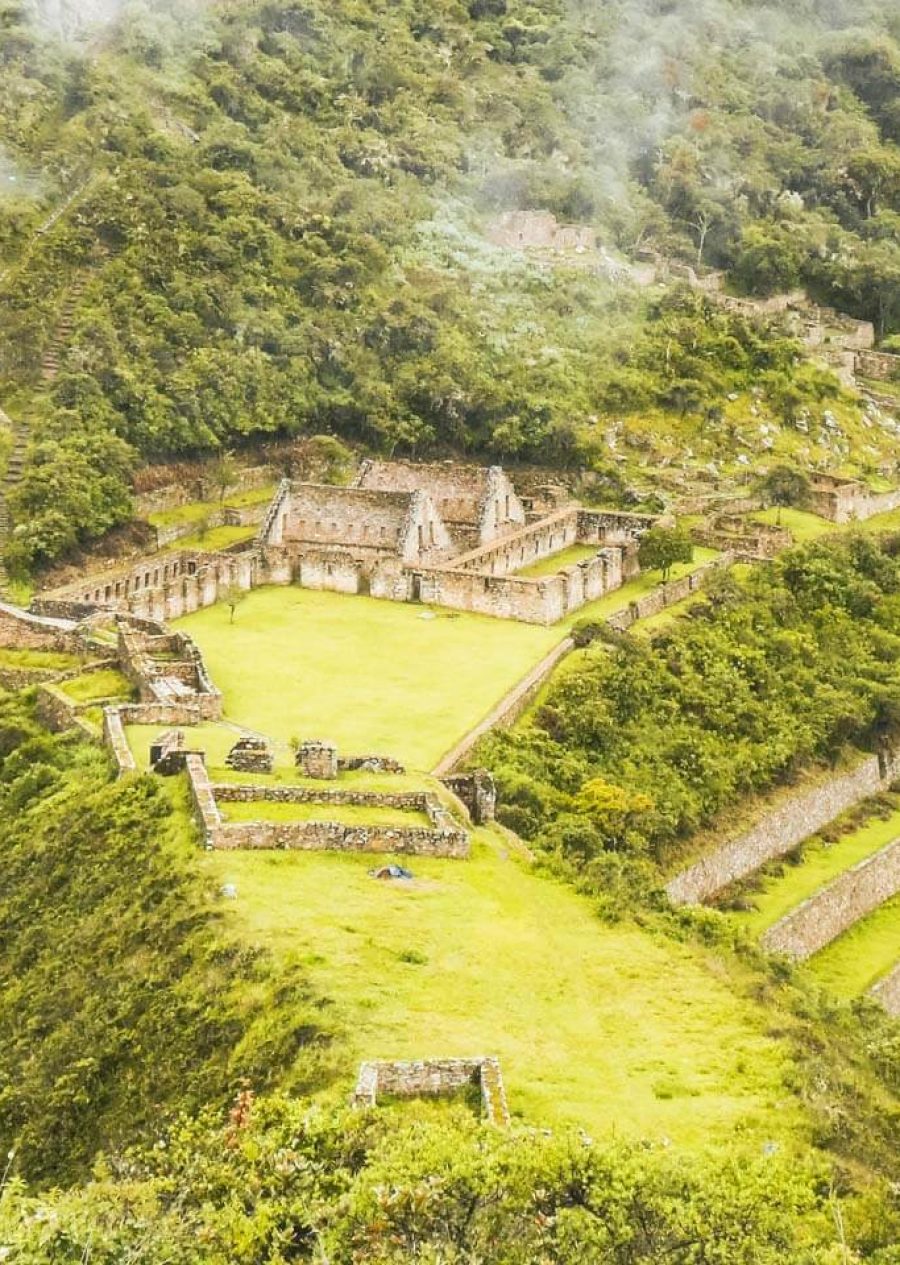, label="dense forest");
[0,0,899,566]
